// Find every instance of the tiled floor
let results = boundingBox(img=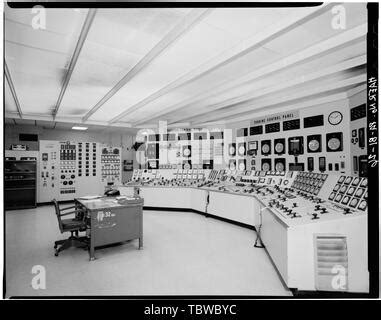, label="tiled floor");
[5,205,291,297]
